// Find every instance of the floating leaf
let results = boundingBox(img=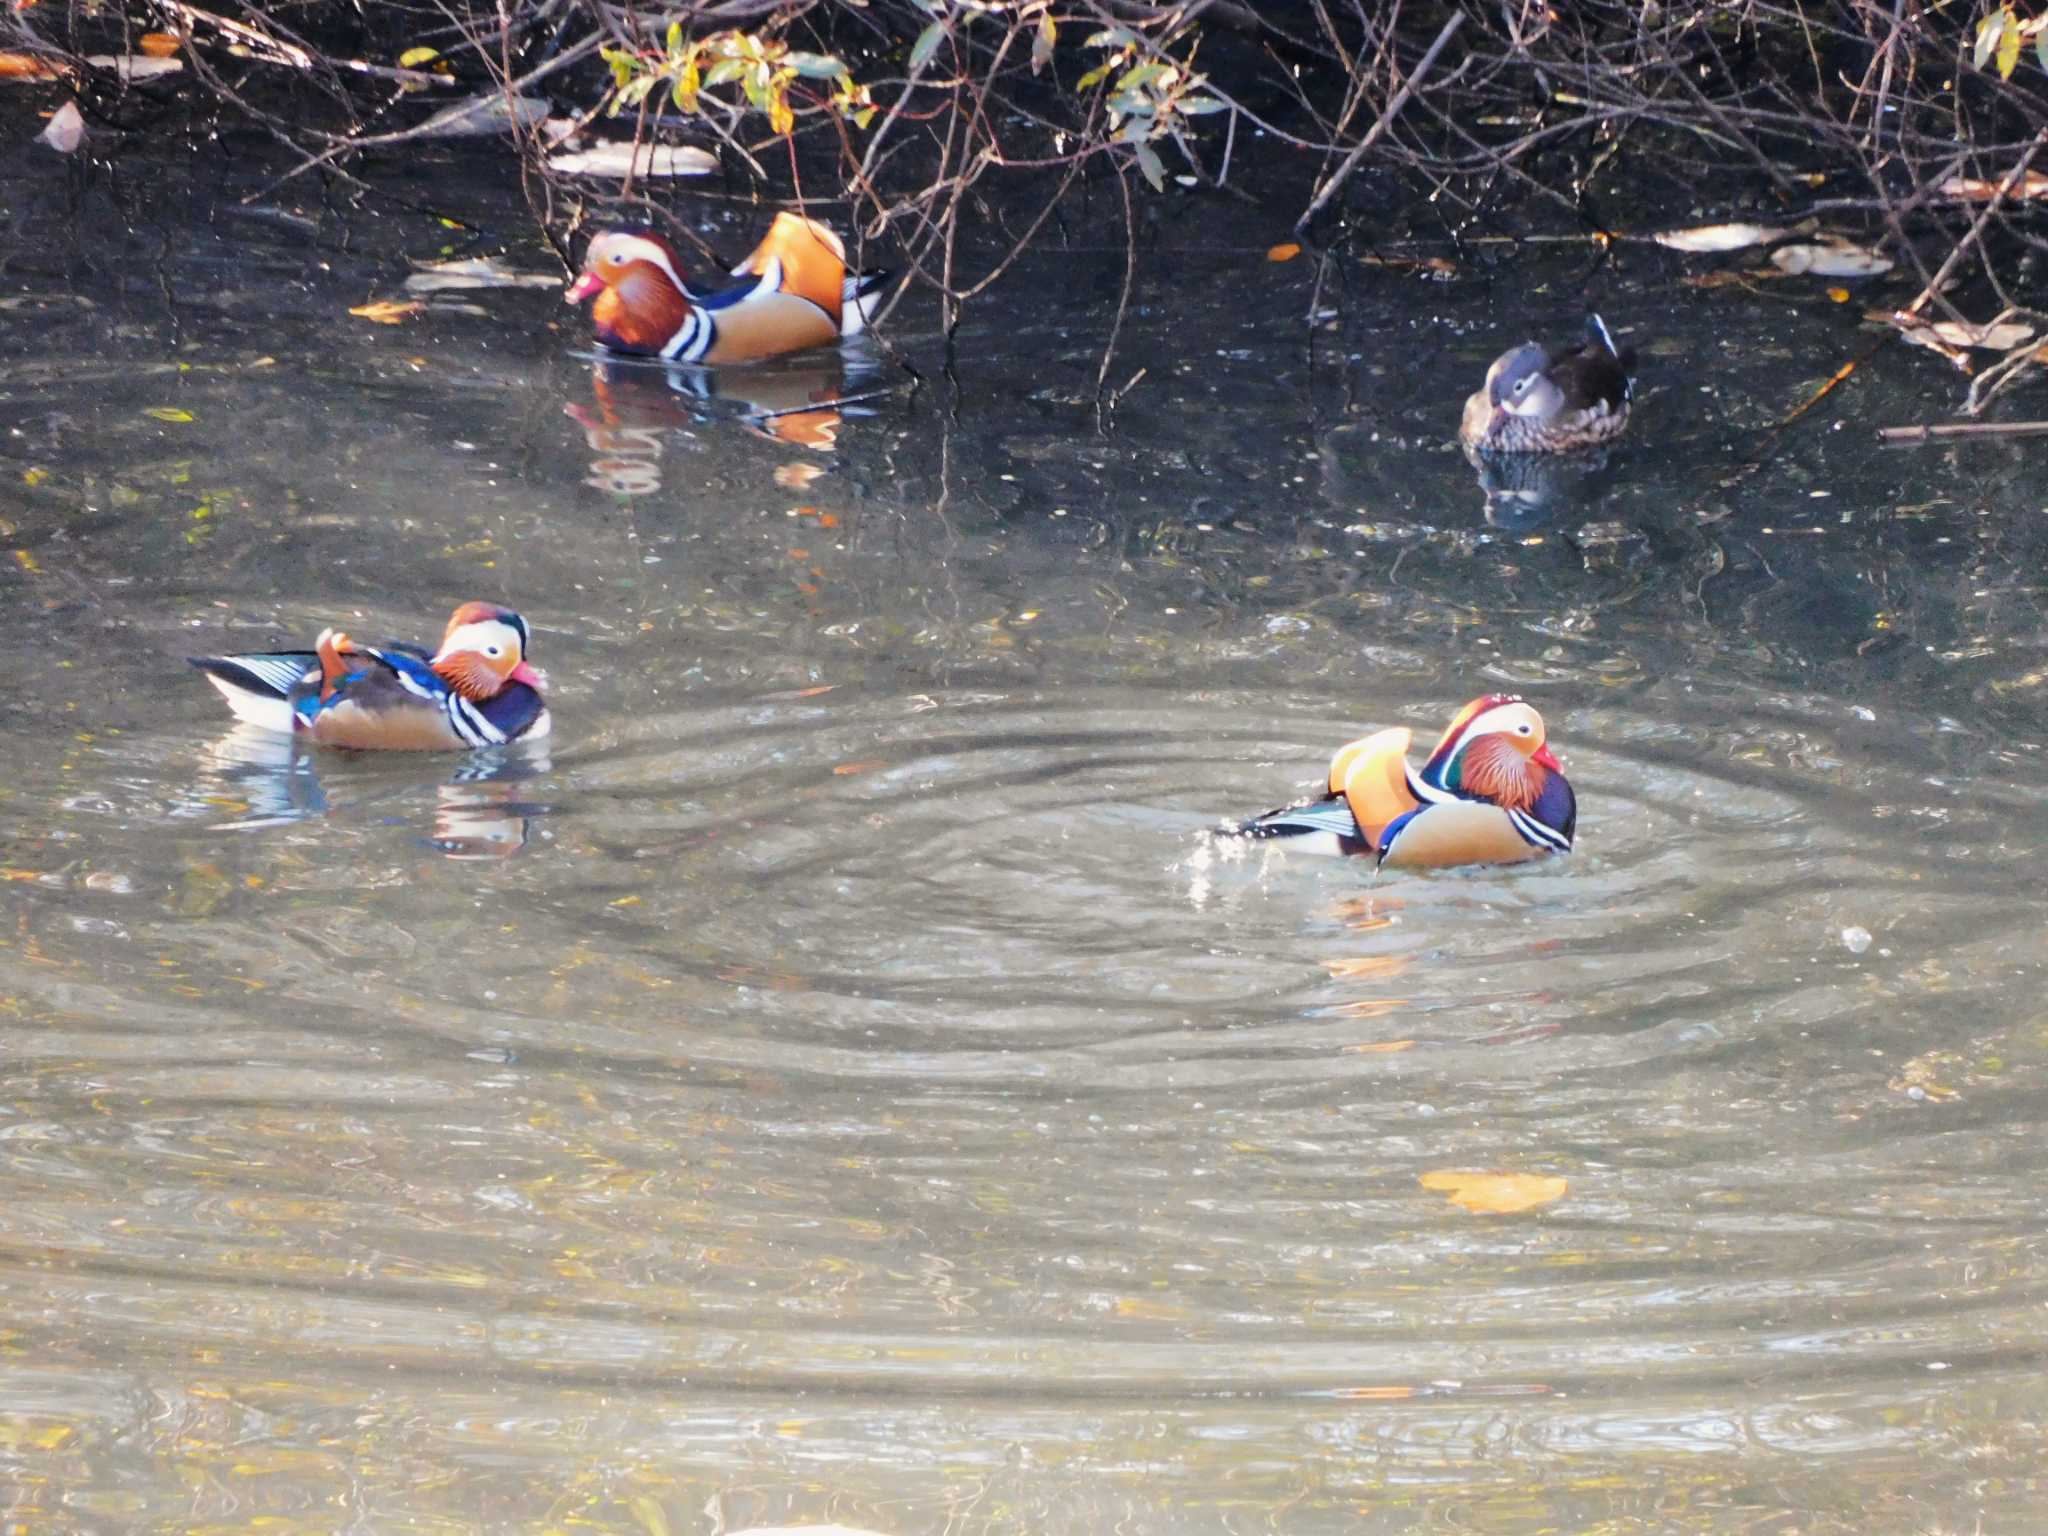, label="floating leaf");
[349,299,423,324]
[1323,955,1407,981]
[1770,240,1892,277]
[1826,286,1850,303]
[397,45,439,67]
[143,405,194,422]
[1420,1169,1568,1214]
[1937,169,2048,201]
[36,98,82,153]
[1650,220,1785,252]
[908,21,945,72]
[0,51,64,79]
[773,461,827,489]
[546,141,717,178]
[1266,241,1302,262]
[1340,1039,1416,1054]
[414,93,550,139]
[832,760,885,776]
[84,54,182,78]
[138,32,180,58]
[403,257,560,294]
